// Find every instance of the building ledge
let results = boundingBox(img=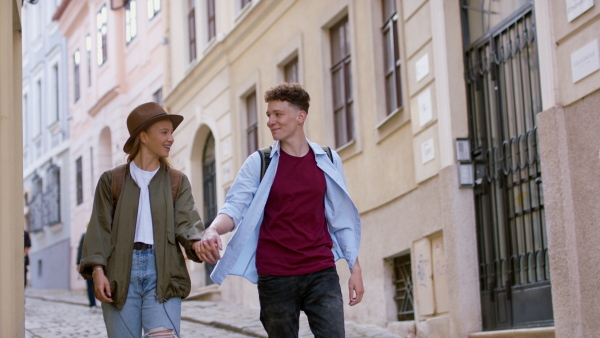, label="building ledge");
[469,327,555,338]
